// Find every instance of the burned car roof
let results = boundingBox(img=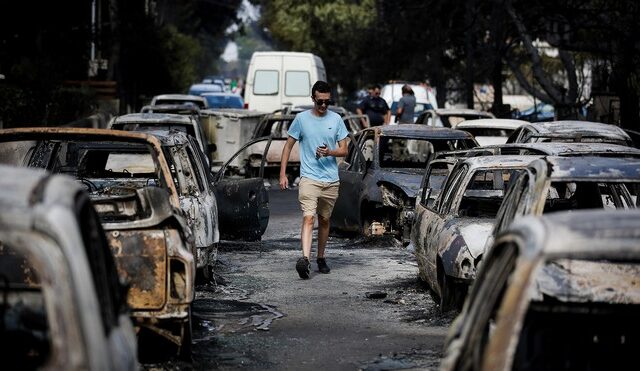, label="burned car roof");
[515,209,640,256]
[544,155,640,179]
[431,108,495,117]
[501,209,640,304]
[455,118,527,130]
[455,154,540,168]
[112,112,195,124]
[373,124,476,139]
[489,142,640,155]
[524,120,631,140]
